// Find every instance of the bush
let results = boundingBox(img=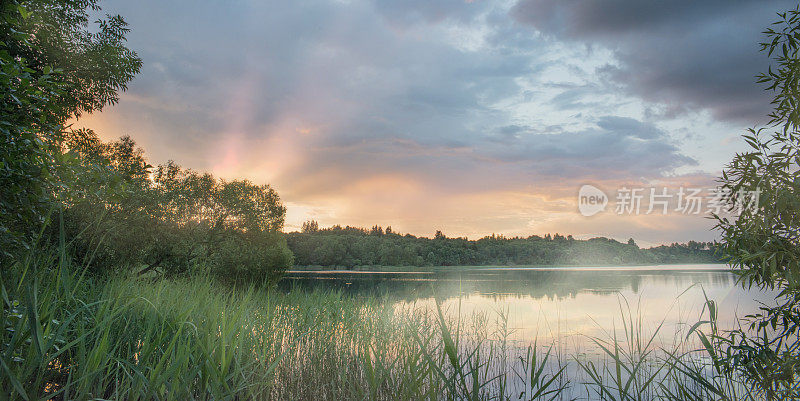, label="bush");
[207,229,294,285]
